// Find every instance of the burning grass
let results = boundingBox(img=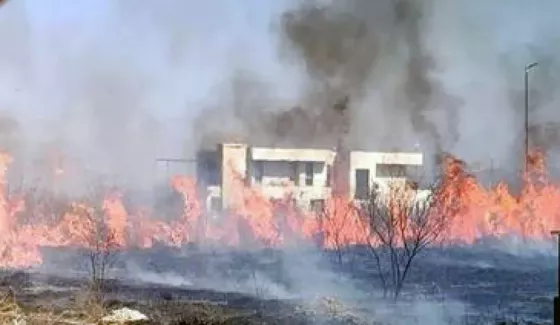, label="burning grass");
[0,150,556,323]
[0,150,558,269]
